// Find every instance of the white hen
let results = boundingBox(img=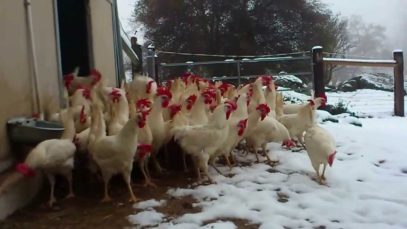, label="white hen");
[304,125,336,184]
